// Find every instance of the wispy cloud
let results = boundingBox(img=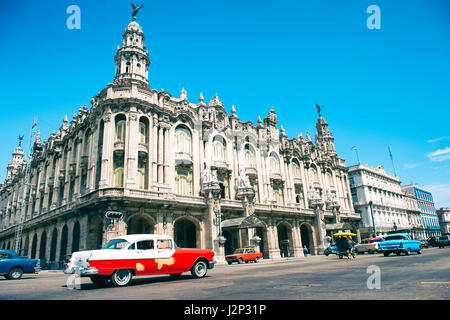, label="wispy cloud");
[427,147,450,162]
[425,183,450,208]
[426,137,450,143]
[404,163,418,169]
